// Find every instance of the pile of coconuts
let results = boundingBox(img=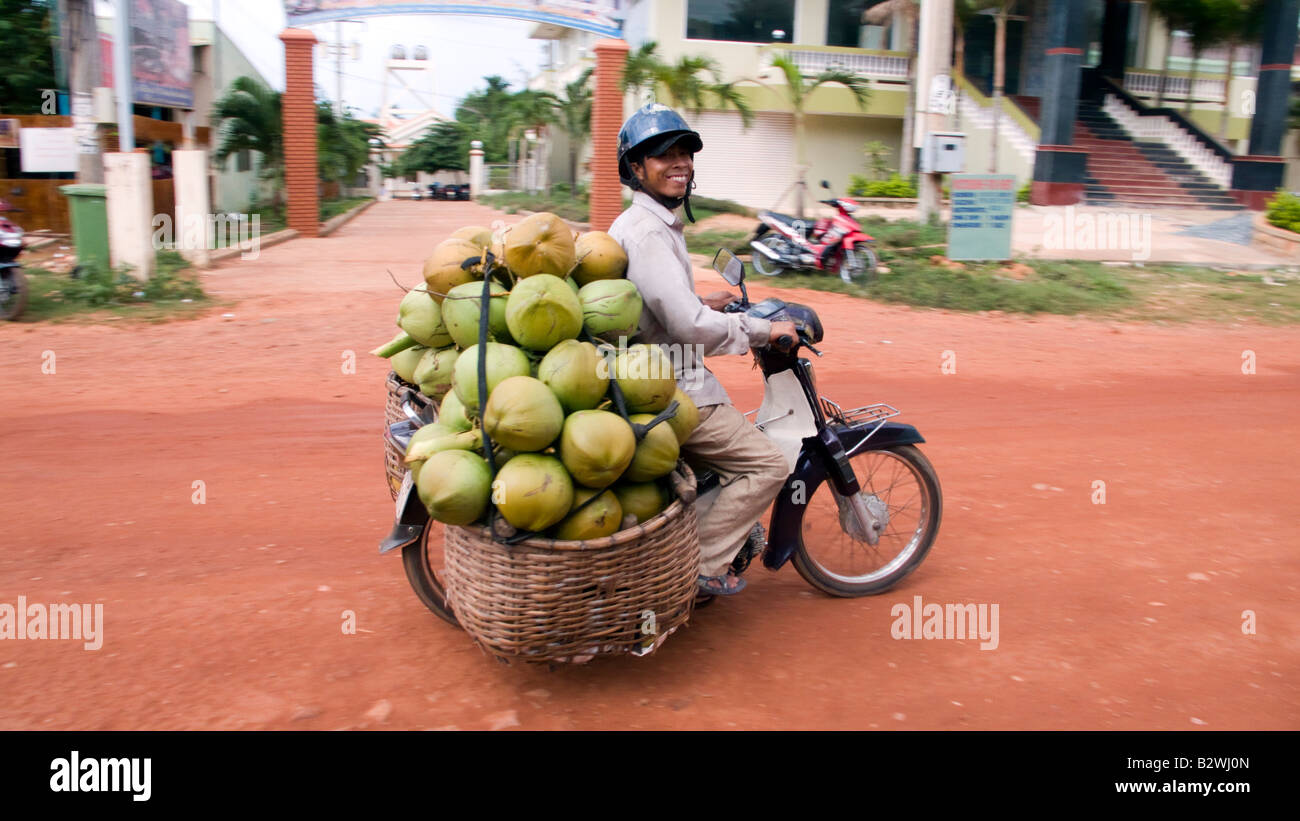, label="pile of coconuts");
[372,212,701,541]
